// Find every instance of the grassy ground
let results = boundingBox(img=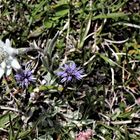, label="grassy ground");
[0,0,140,139]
